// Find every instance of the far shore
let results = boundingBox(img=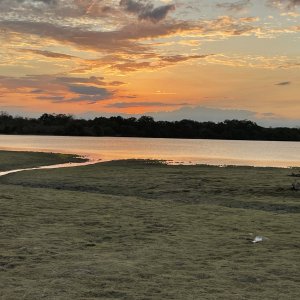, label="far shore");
[1,114,300,141]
